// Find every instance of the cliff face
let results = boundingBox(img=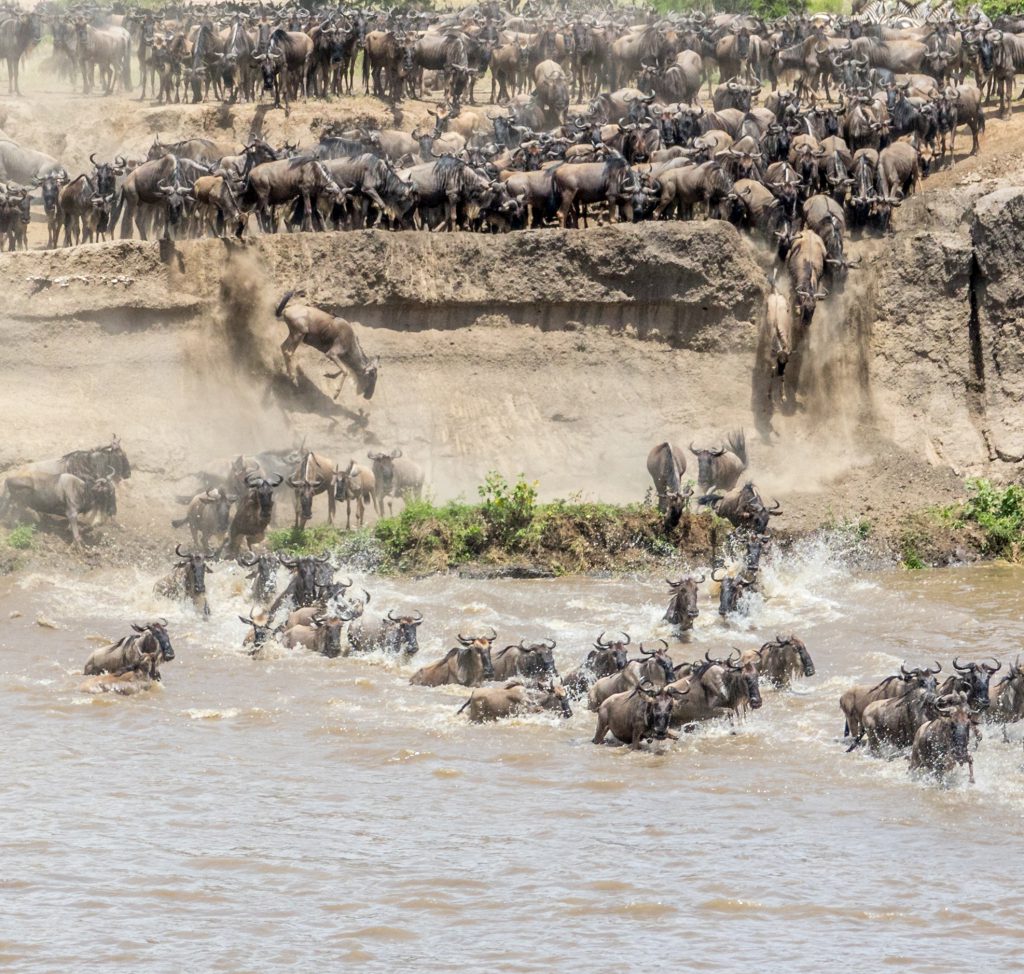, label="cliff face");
[0,193,1019,530]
